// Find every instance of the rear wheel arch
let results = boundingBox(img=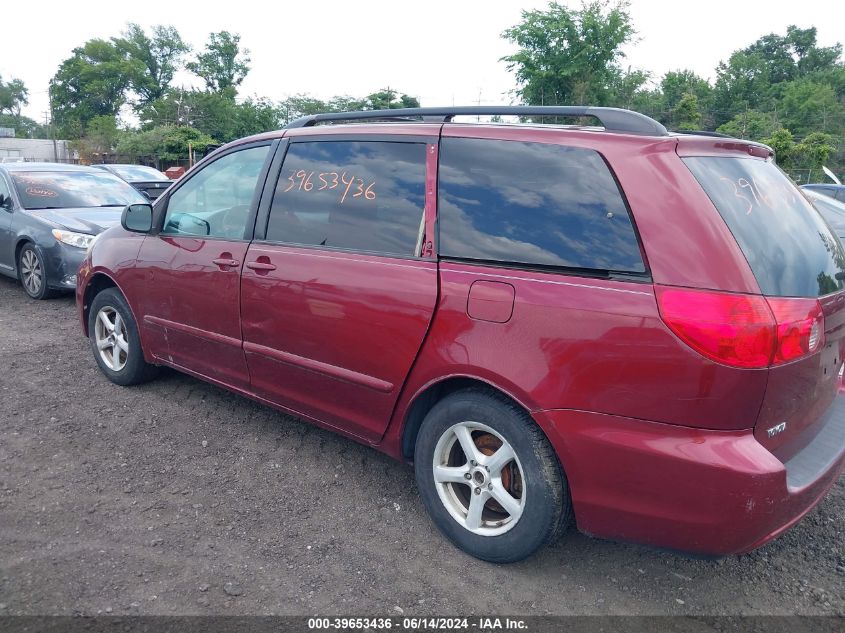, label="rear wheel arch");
[400,376,547,462]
